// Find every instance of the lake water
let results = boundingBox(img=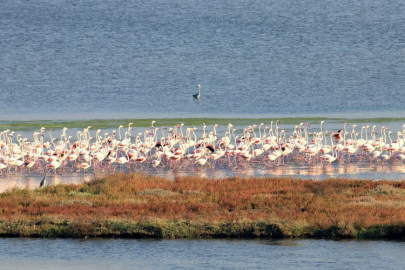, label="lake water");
[1,238,405,270]
[1,1,405,267]
[1,0,405,120]
[1,0,405,184]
